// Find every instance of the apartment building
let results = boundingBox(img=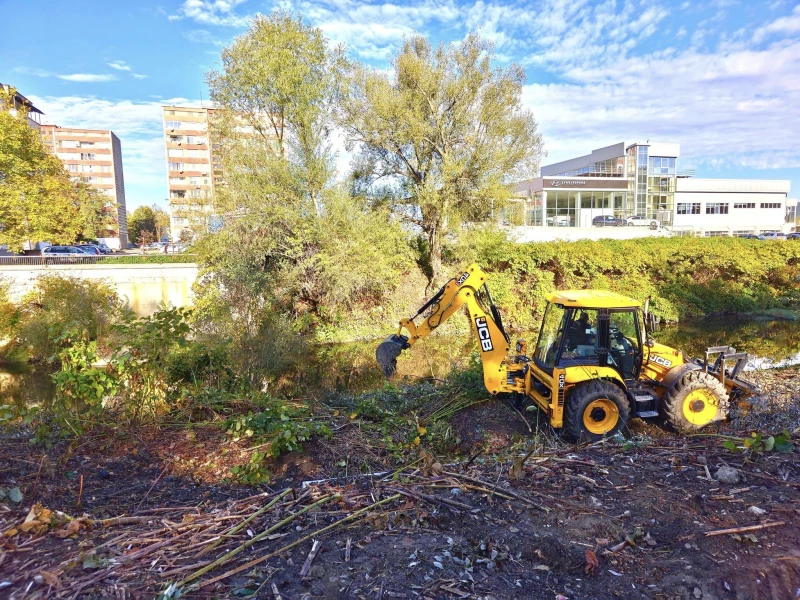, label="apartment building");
[162,106,221,240]
[1,82,43,129]
[40,126,128,248]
